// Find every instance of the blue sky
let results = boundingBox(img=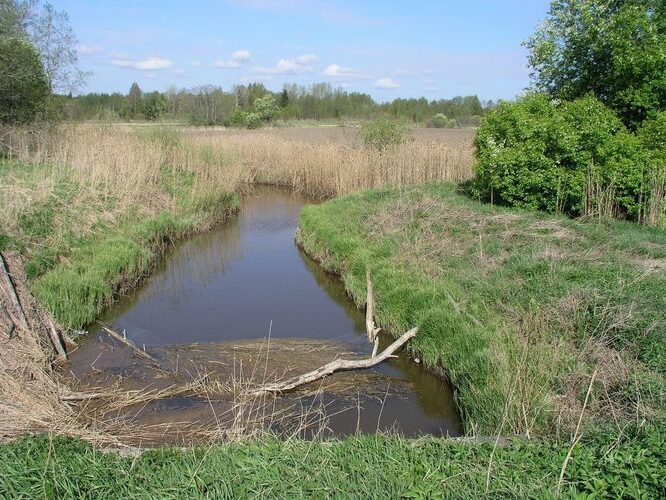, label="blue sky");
[55,0,552,101]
